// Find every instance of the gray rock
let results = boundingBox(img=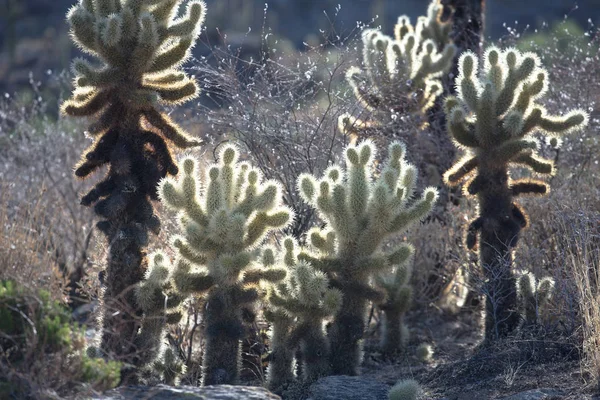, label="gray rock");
[307,375,389,400]
[94,385,281,400]
[500,388,565,400]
